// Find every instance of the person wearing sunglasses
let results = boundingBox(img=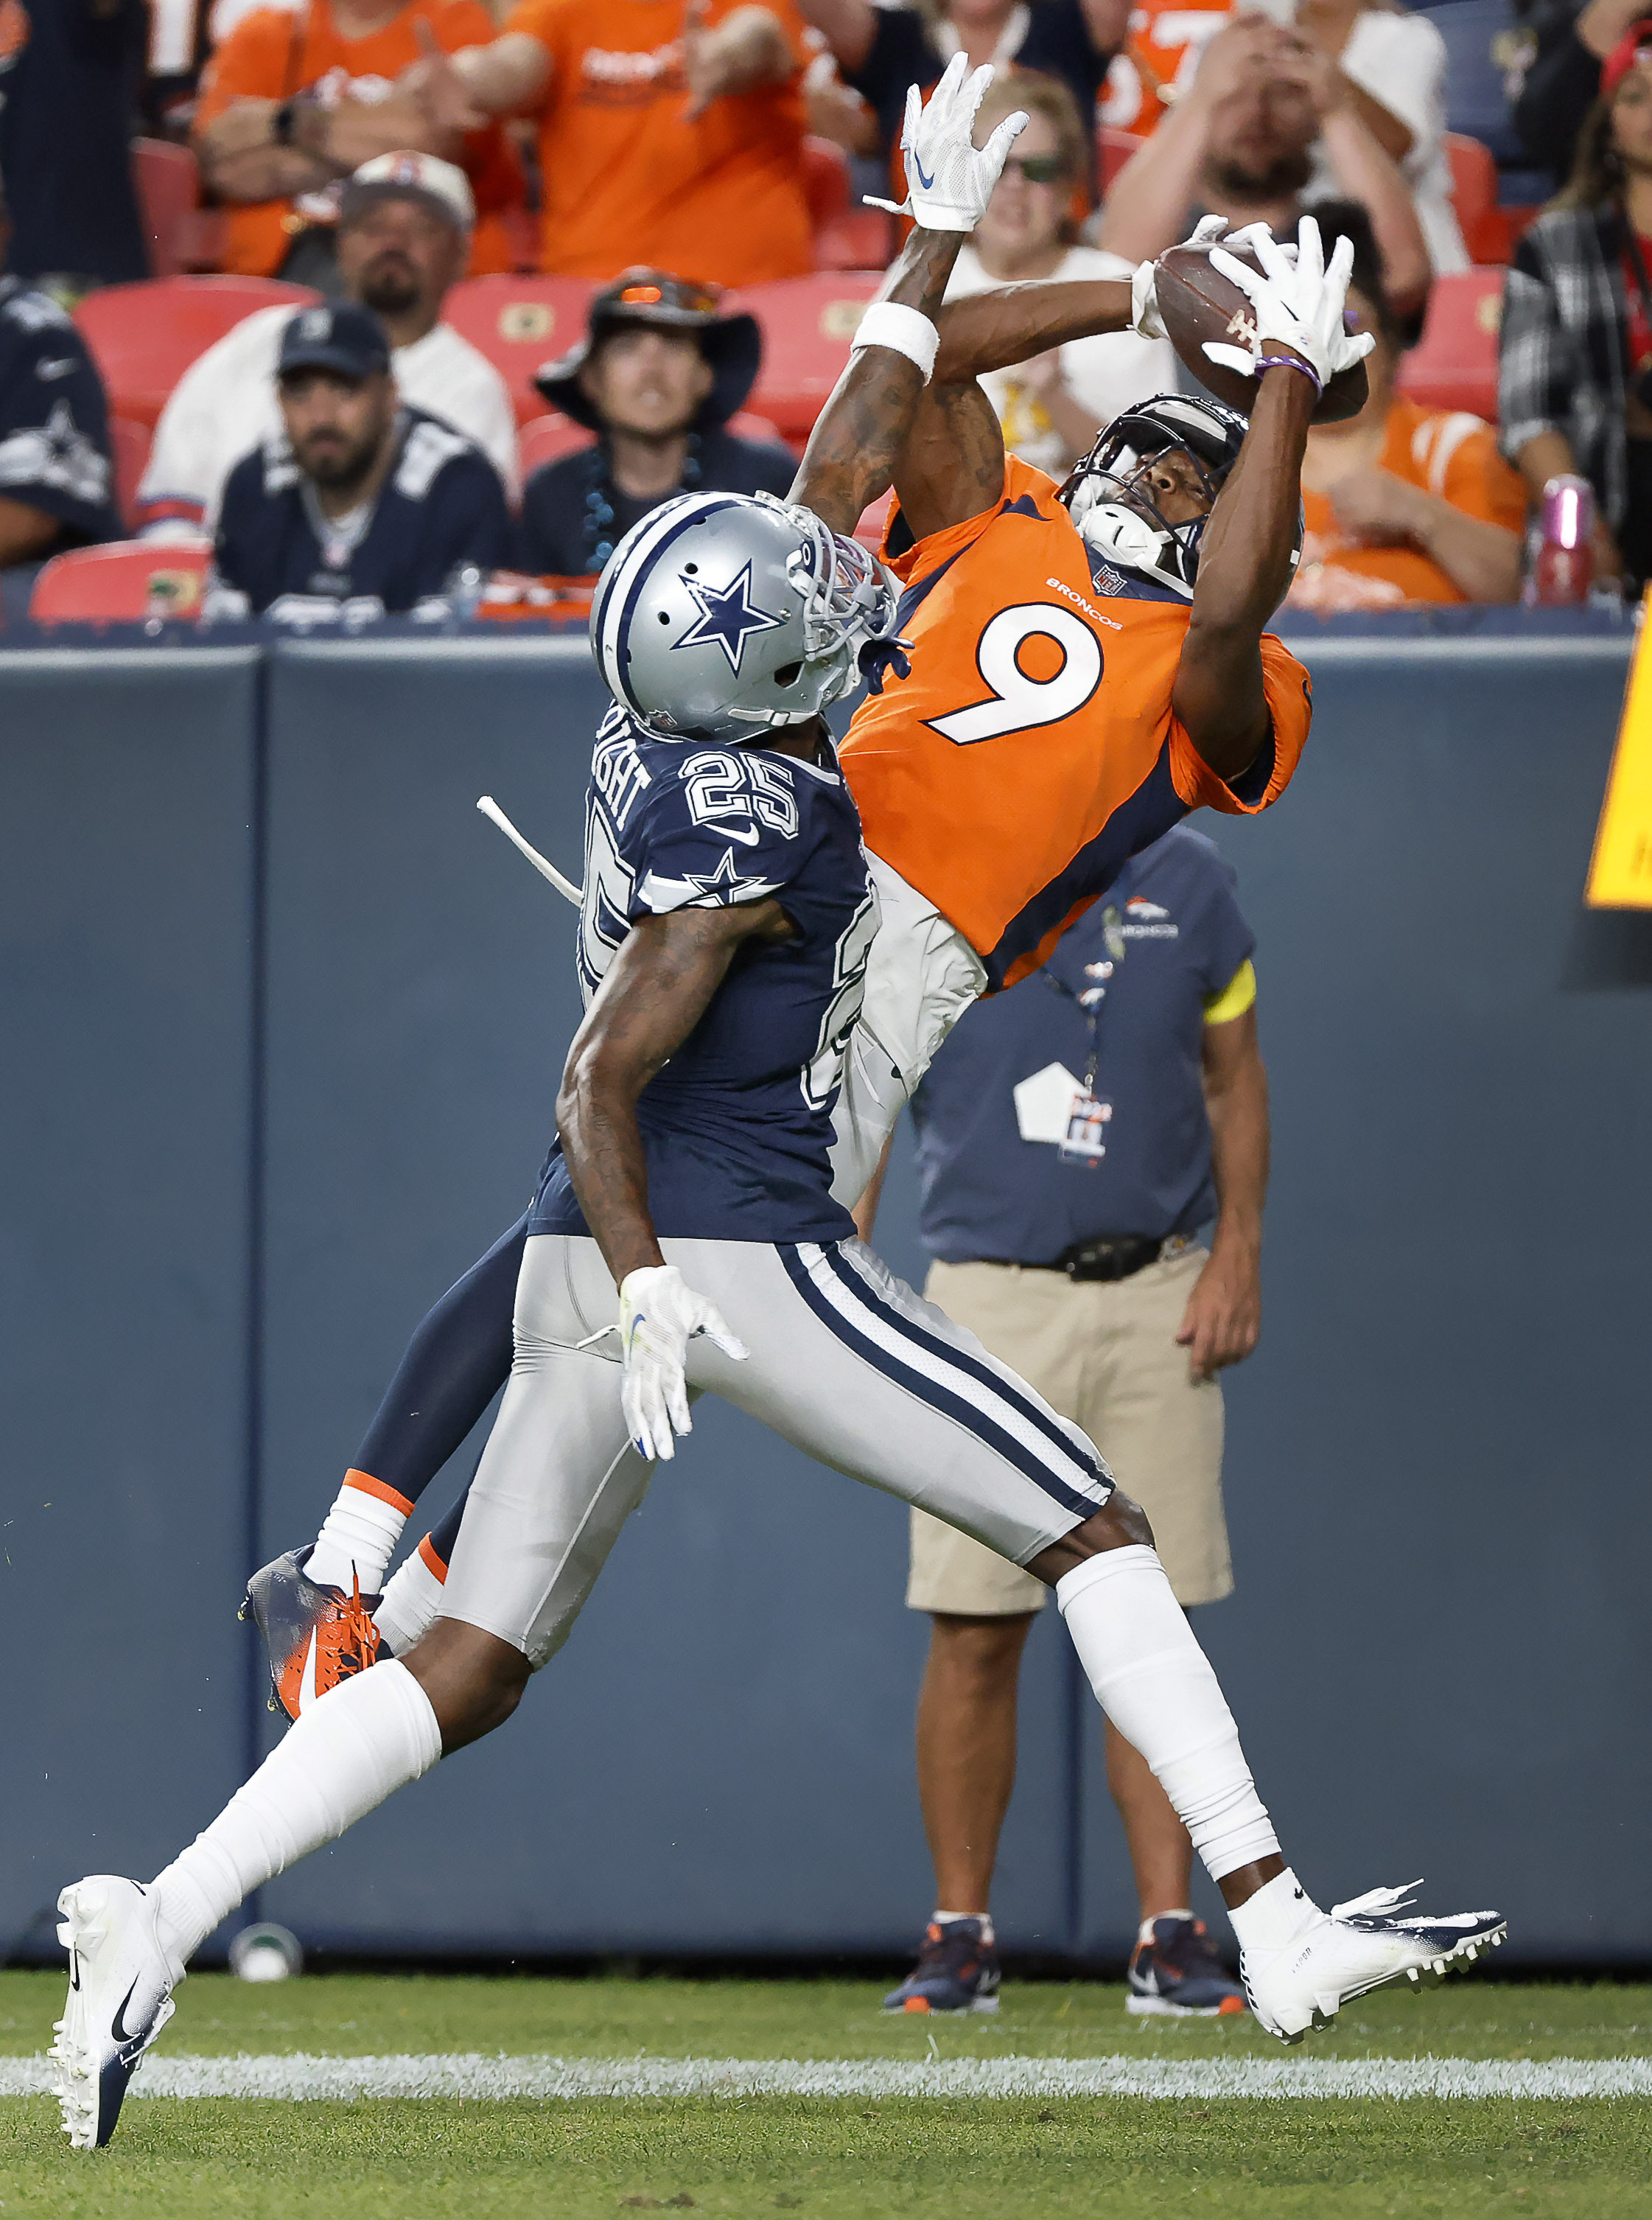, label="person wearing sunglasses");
[802,0,1125,199]
[944,72,1175,475]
